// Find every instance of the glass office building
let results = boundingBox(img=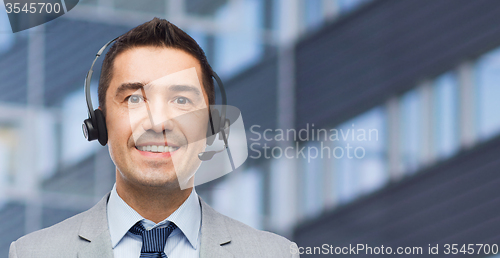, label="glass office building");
[1,0,500,256]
